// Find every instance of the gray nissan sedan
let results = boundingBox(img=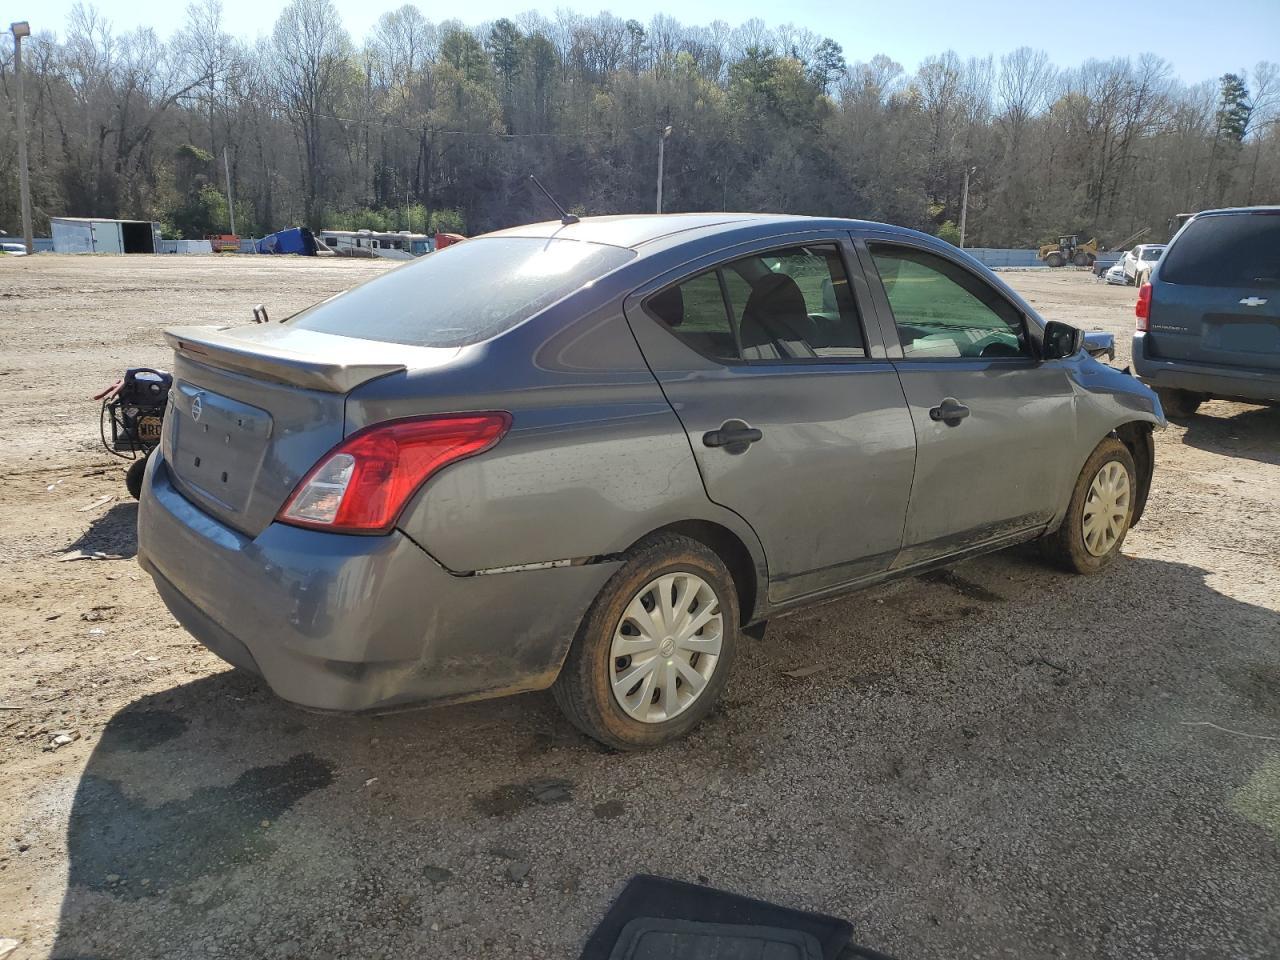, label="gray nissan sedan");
[138,214,1164,749]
